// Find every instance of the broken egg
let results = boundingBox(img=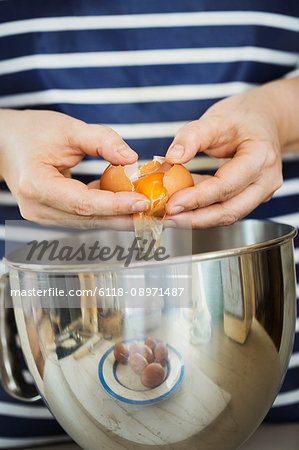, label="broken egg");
[100,156,194,217]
